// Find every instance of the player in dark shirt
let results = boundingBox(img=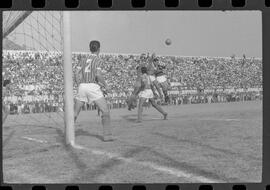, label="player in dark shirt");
[146,57,164,100]
[155,61,170,103]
